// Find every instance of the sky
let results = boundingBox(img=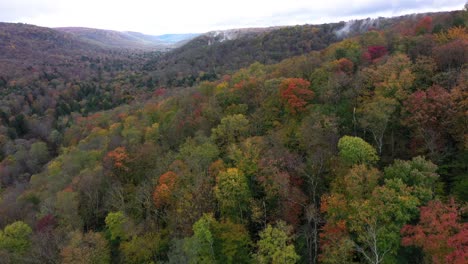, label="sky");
[0,0,466,35]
